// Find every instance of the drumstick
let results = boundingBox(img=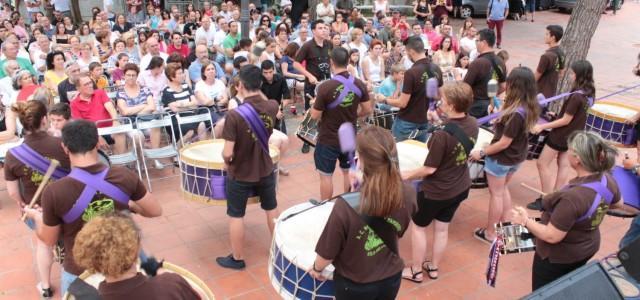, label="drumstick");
[520,183,547,196]
[21,159,60,221]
